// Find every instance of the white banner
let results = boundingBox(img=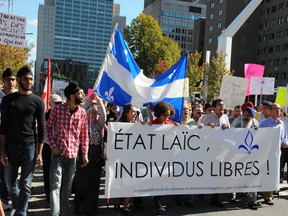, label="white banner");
[0,12,26,47]
[105,123,280,198]
[250,77,275,95]
[219,75,248,110]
